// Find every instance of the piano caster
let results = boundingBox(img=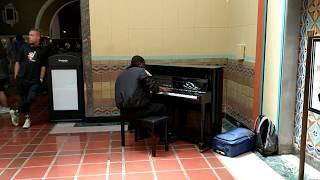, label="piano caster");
[198,142,210,153]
